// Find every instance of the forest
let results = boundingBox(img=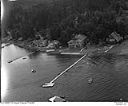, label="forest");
[2,0,128,46]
